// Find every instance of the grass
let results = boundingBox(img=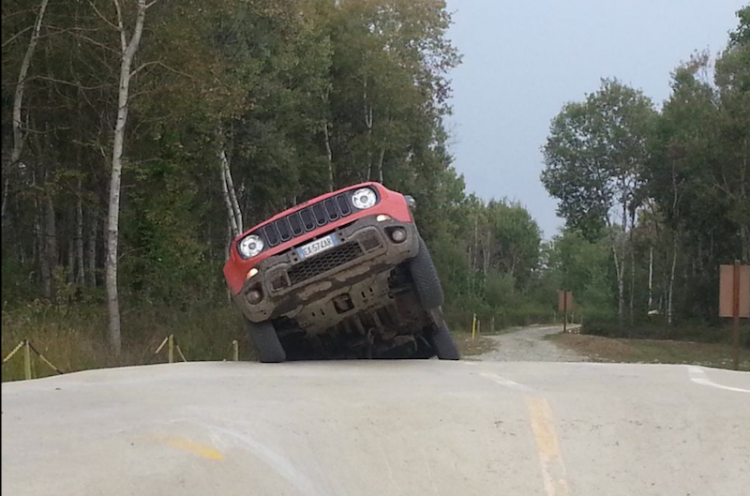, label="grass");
[0,298,545,381]
[549,333,750,371]
[1,300,255,382]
